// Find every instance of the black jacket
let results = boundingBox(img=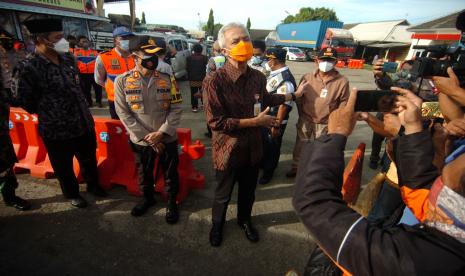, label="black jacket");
[293,133,465,275]
[186,54,208,82]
